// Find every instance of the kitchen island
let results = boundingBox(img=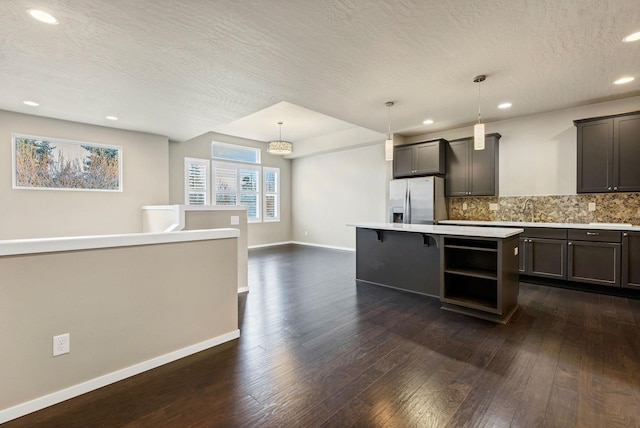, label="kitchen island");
[349,223,523,323]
